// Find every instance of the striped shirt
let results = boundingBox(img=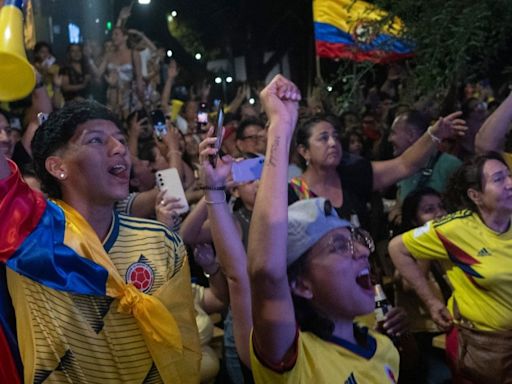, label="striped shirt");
[8,213,199,383]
